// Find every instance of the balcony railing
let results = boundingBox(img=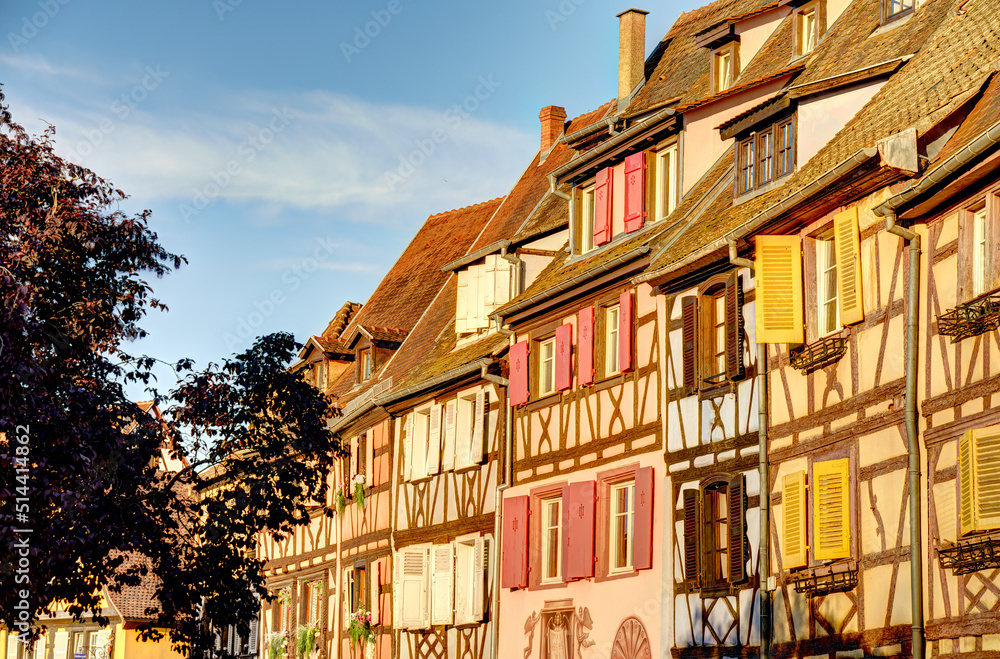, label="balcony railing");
[789,335,848,374]
[790,559,858,597]
[937,293,1000,342]
[938,531,1000,575]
